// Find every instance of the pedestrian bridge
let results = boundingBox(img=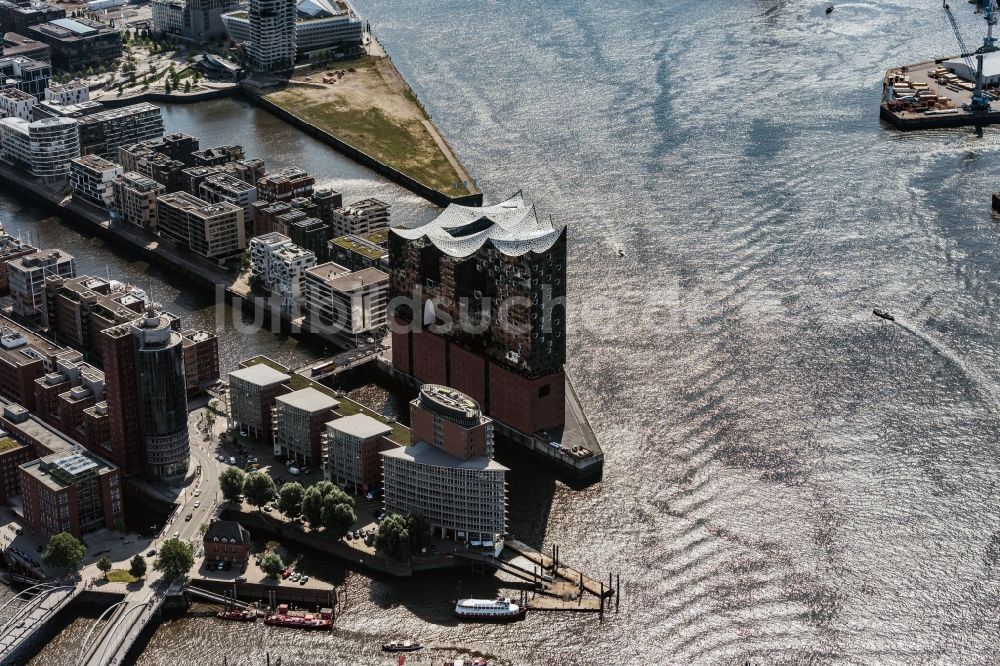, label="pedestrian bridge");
[0,583,79,664]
